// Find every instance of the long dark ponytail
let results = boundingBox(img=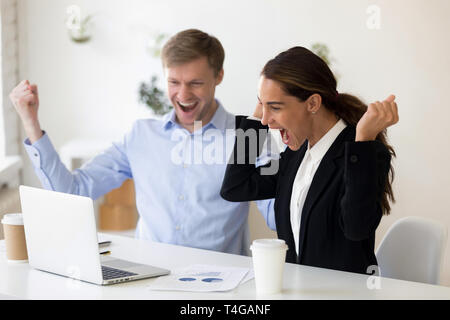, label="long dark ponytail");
[262,46,395,215]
